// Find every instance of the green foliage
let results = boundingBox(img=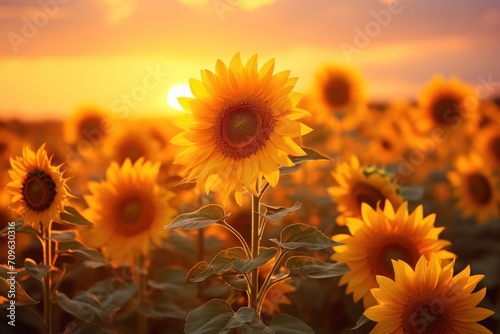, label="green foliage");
[24,258,50,281]
[60,206,94,227]
[0,277,38,306]
[286,257,350,279]
[260,202,302,223]
[280,148,331,175]
[167,204,229,230]
[270,223,339,251]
